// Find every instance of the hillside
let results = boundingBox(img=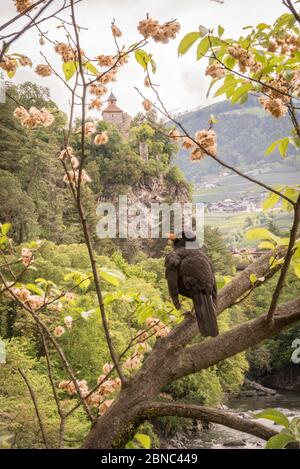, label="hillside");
[173,96,299,183]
